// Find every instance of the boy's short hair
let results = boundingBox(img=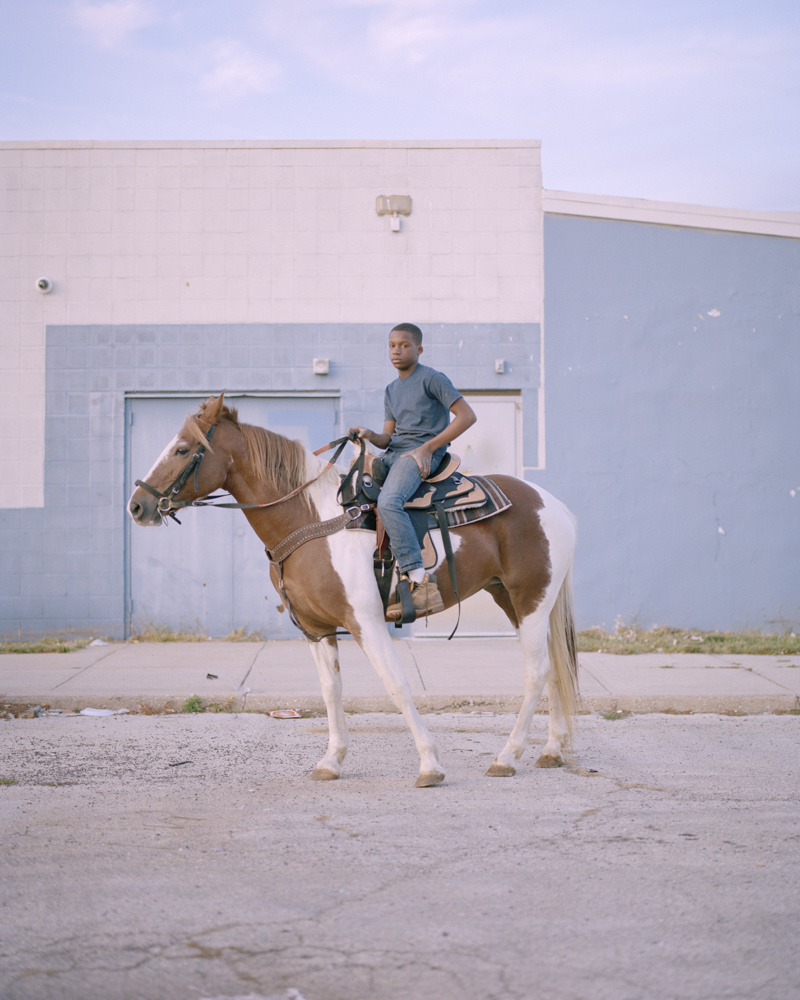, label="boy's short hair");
[391,322,423,346]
